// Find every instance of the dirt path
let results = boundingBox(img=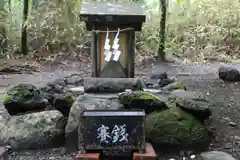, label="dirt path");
[1,60,240,159]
